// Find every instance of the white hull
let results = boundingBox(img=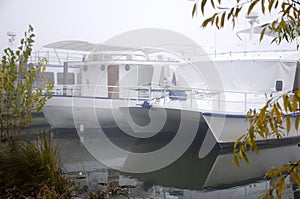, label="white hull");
[118,106,300,144]
[43,95,300,145]
[202,112,300,143]
[42,96,140,130]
